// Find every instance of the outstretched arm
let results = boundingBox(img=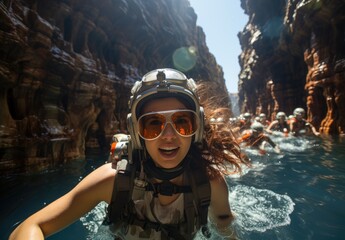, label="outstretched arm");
[9,163,115,240]
[307,122,320,136]
[209,174,237,239]
[266,121,277,134]
[290,121,297,136]
[264,136,281,154]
